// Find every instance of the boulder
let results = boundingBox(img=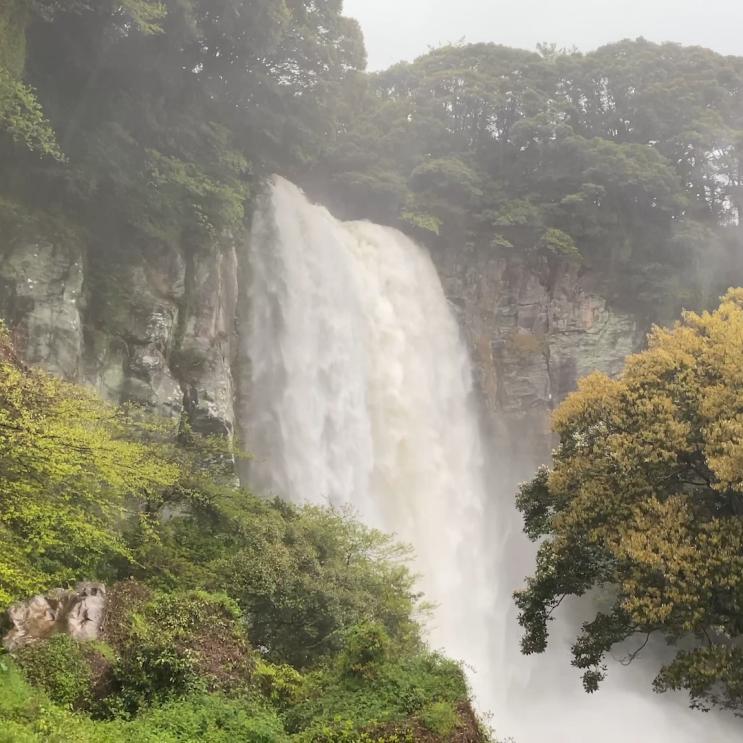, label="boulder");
[2,582,106,652]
